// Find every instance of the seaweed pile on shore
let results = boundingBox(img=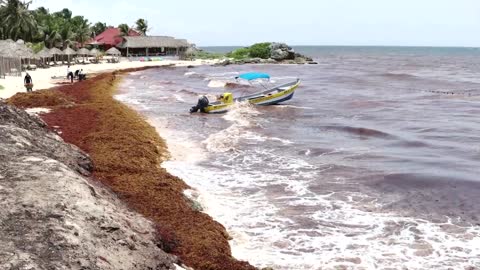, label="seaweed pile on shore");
[0,101,177,270]
[8,69,257,270]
